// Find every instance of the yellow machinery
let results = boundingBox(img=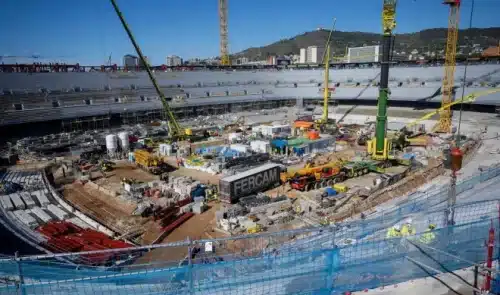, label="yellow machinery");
[280,161,343,183]
[110,0,191,139]
[247,224,262,234]
[134,150,167,175]
[315,18,337,130]
[367,0,397,161]
[434,0,461,133]
[219,0,230,66]
[405,89,500,130]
